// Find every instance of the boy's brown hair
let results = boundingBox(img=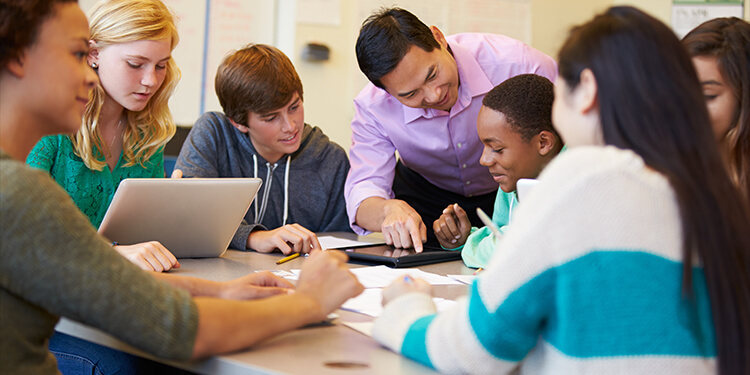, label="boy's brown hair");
[215,44,303,125]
